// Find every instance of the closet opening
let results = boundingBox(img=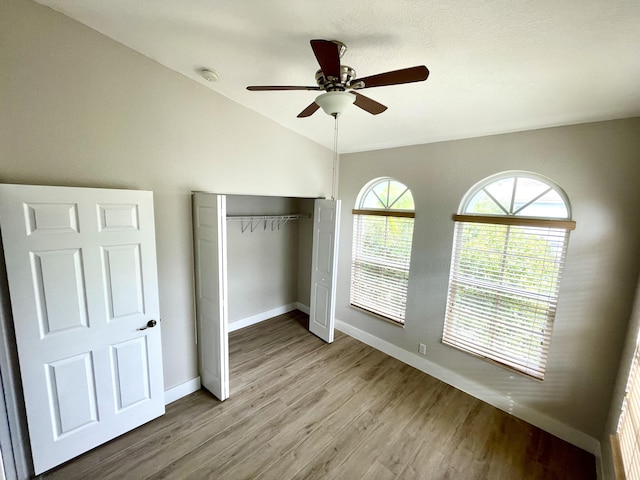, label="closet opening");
[192,192,340,401]
[225,195,315,332]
